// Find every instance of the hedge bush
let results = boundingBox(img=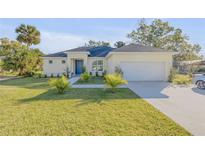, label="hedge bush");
[172,74,192,85]
[80,72,90,81]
